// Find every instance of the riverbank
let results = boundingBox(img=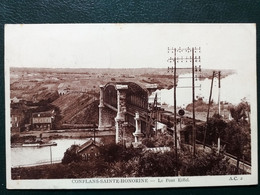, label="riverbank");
[12,163,67,179]
[11,136,116,168]
[11,129,116,144]
[11,142,248,180]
